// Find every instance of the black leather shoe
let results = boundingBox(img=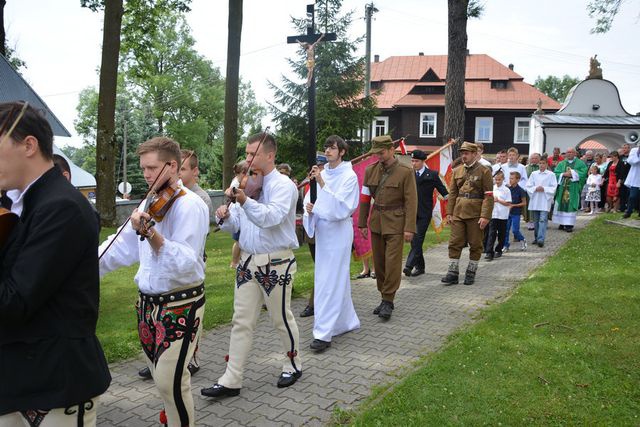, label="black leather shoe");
[565,226,574,233]
[559,225,565,230]
[378,301,394,320]
[201,383,241,398]
[355,272,370,279]
[277,371,302,388]
[484,253,493,261]
[187,362,199,376]
[138,366,152,379]
[537,241,544,248]
[299,305,314,317]
[622,212,631,219]
[373,301,384,315]
[494,252,502,258]
[441,271,459,285]
[310,339,331,352]
[411,269,425,277]
[403,266,412,277]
